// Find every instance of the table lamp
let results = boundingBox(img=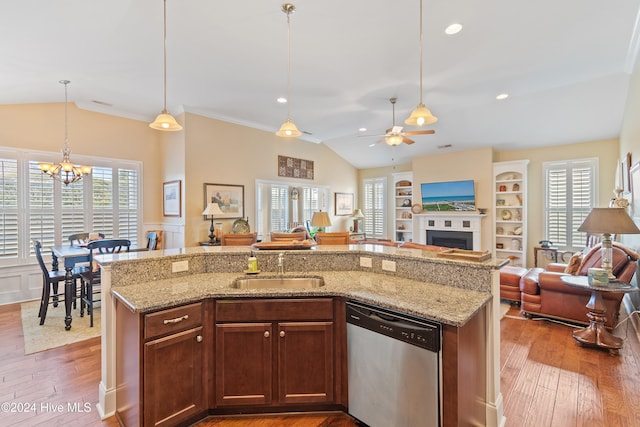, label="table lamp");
[577,207,640,279]
[351,209,365,233]
[311,211,332,233]
[202,203,224,244]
